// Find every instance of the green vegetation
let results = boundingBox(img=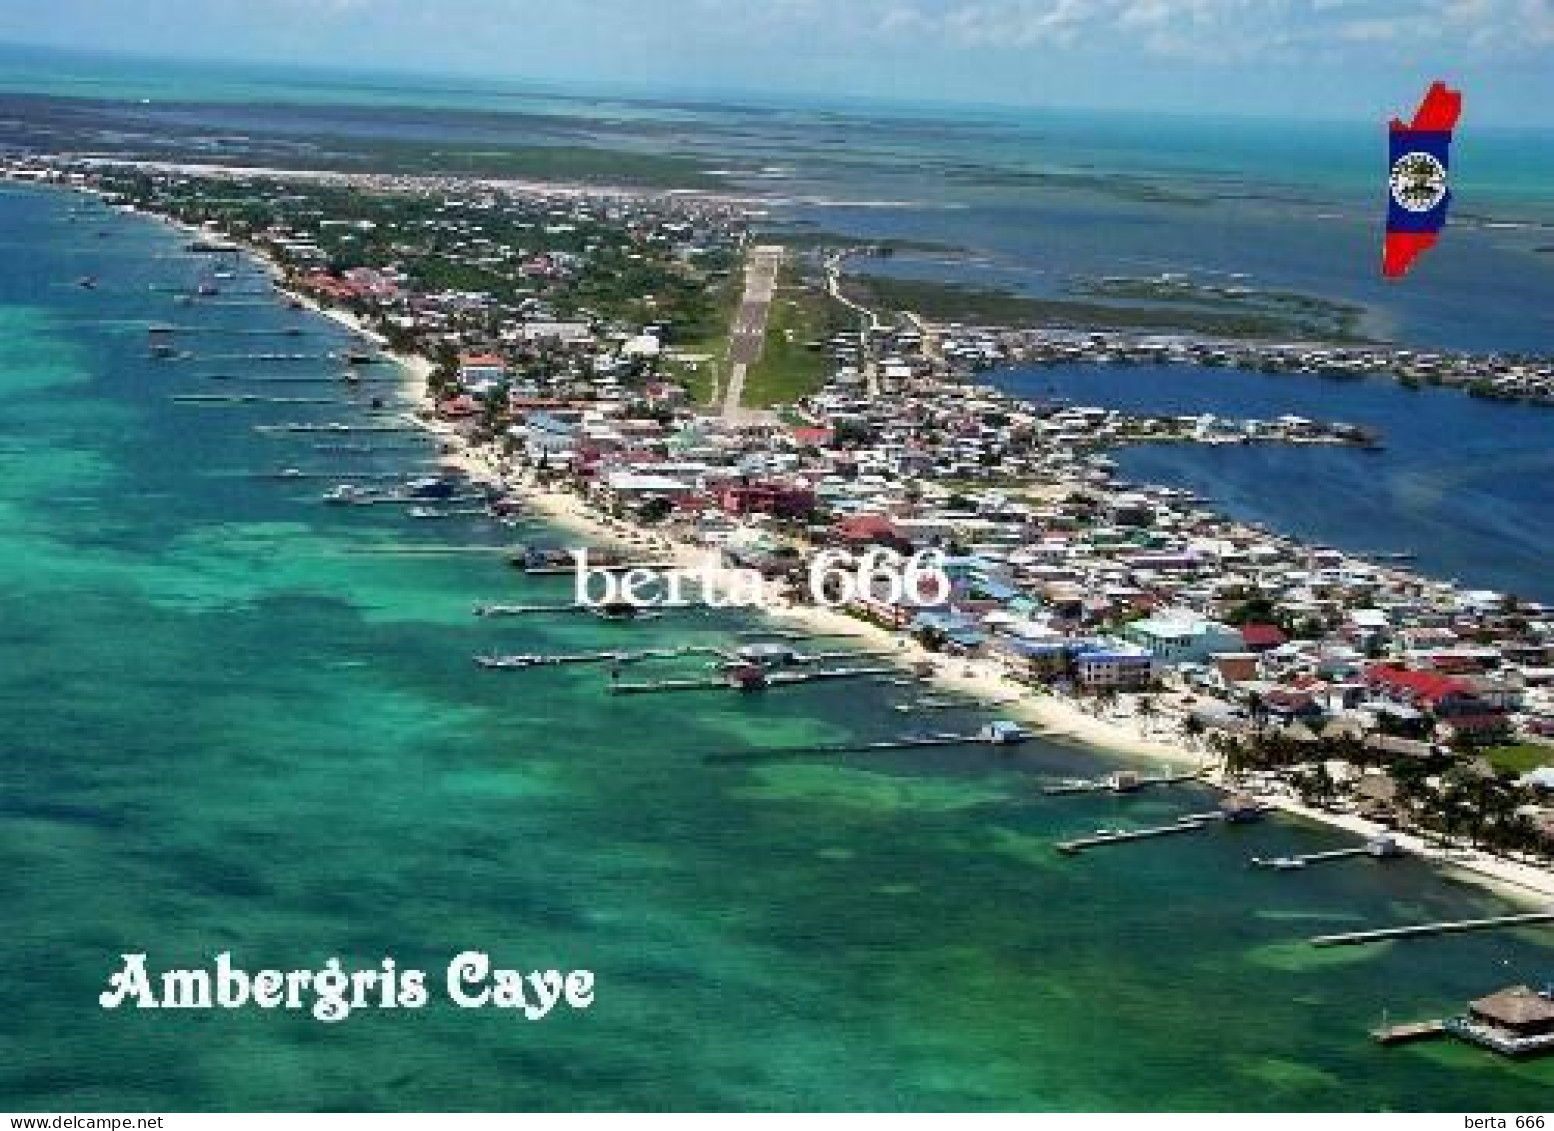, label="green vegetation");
[844,273,1371,341]
[336,141,721,189]
[105,173,735,341]
[937,165,1208,207]
[743,266,853,406]
[662,267,743,406]
[1209,729,1551,862]
[112,138,720,190]
[1484,743,1554,775]
[1069,275,1365,339]
[757,228,966,255]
